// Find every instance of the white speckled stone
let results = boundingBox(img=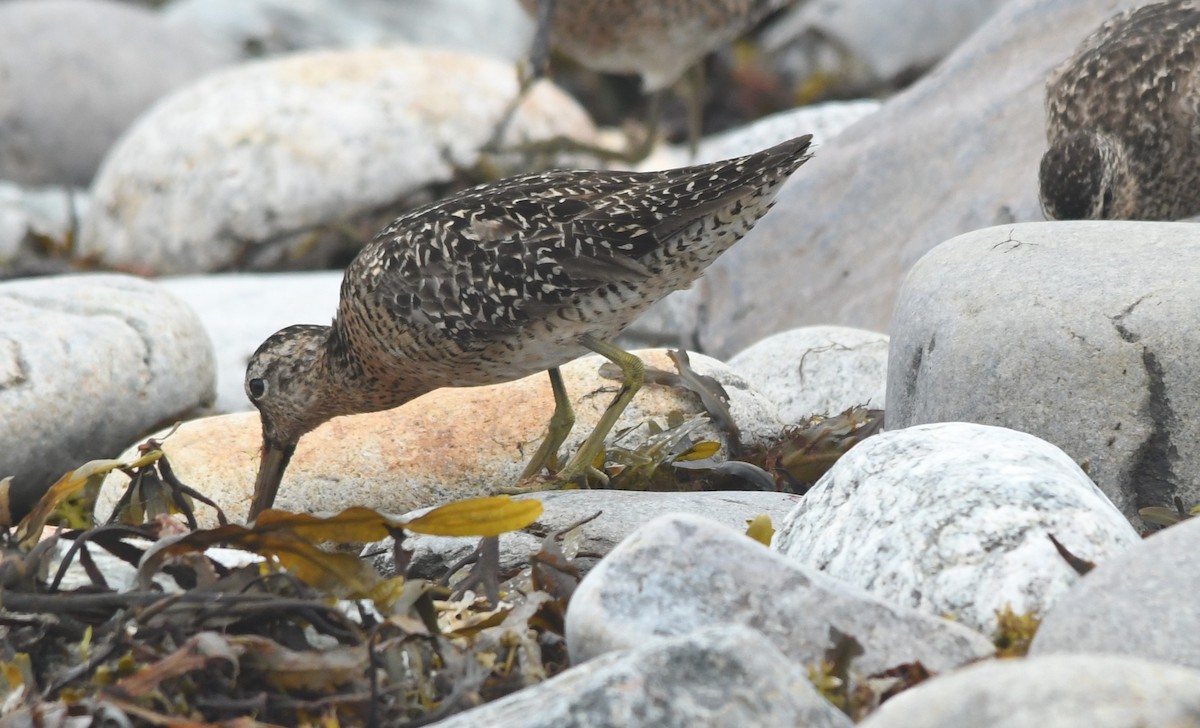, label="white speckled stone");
[567,513,995,675]
[1031,516,1200,670]
[858,654,1200,728]
[727,325,887,425]
[774,422,1140,634]
[887,221,1200,525]
[79,46,595,274]
[1,274,215,499]
[435,626,853,728]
